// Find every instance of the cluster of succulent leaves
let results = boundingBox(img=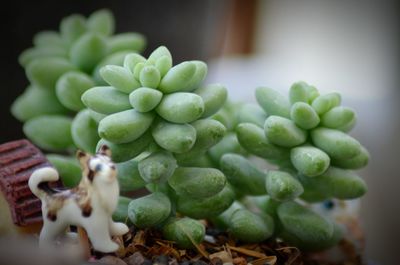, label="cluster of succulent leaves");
[11,10,369,251]
[80,45,231,249]
[12,9,146,152]
[81,45,228,162]
[205,82,369,250]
